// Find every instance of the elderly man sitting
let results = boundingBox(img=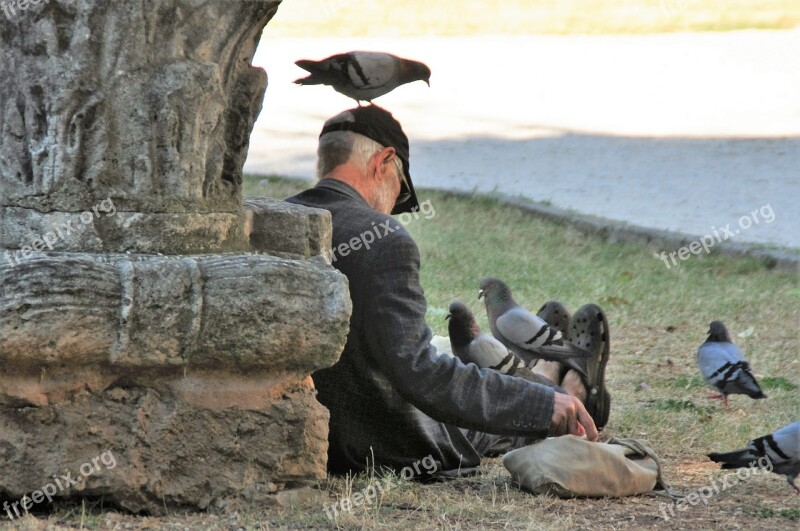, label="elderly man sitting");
[287,105,610,475]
